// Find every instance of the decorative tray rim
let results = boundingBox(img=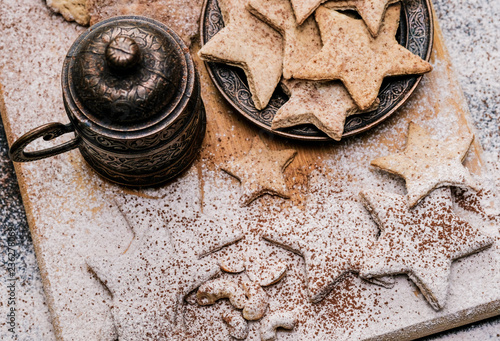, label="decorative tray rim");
[200,0,434,141]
